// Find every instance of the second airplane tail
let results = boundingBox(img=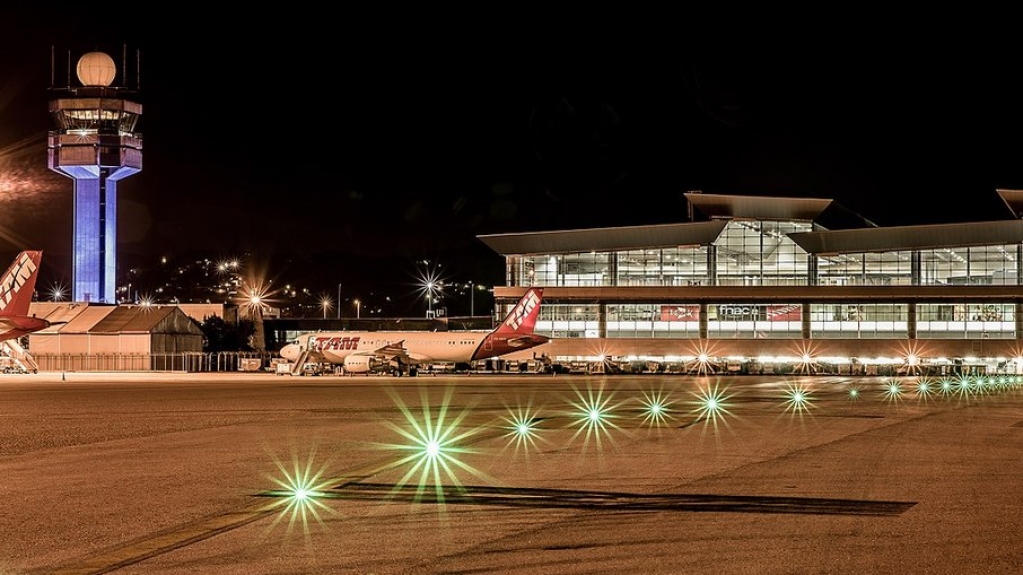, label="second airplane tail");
[0,251,42,318]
